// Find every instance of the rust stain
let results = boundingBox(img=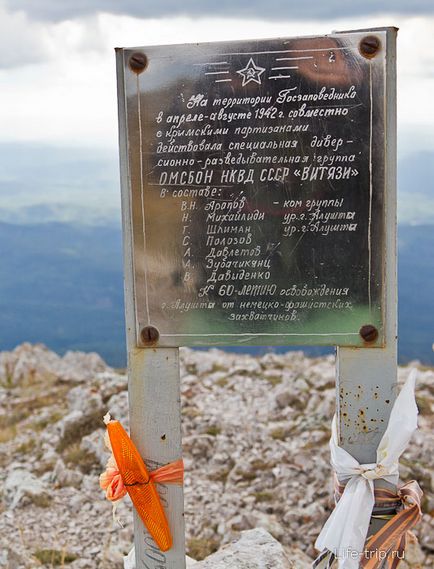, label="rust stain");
[359,36,381,59]
[129,52,148,73]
